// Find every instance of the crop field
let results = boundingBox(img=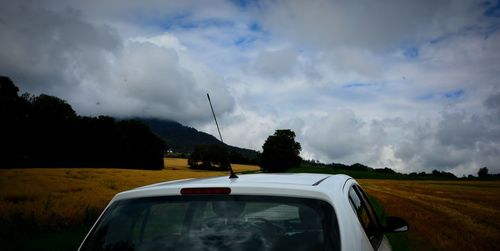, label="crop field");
[0,158,260,250]
[359,179,500,251]
[1,158,499,250]
[0,159,259,226]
